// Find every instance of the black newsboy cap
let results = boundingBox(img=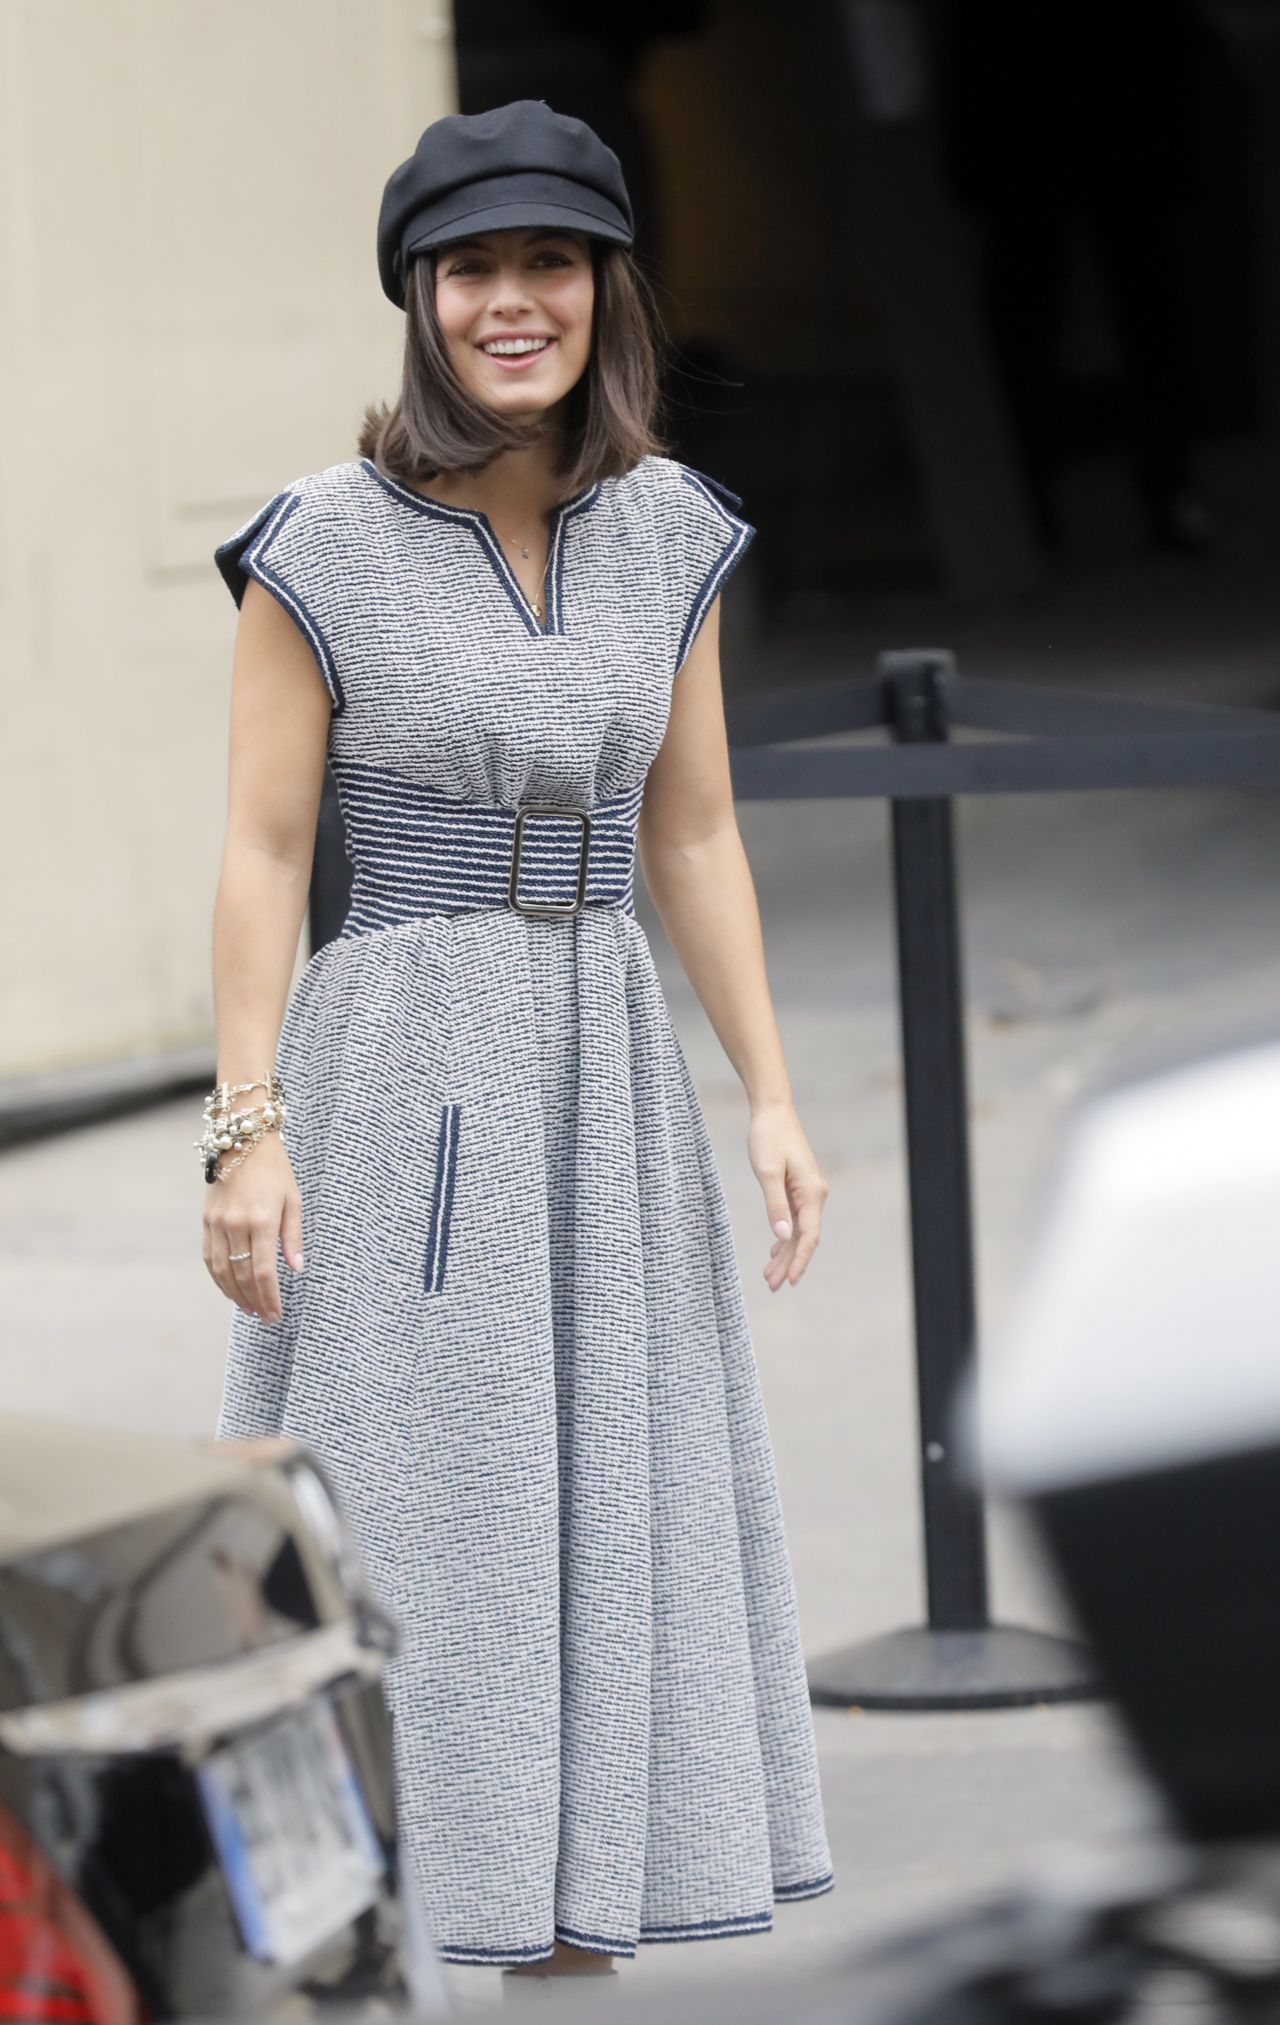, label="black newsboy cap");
[376,98,635,309]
